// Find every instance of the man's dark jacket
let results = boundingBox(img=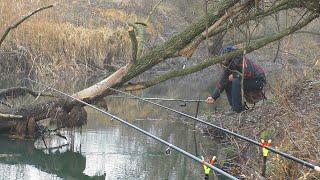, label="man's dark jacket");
[211,56,266,100]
